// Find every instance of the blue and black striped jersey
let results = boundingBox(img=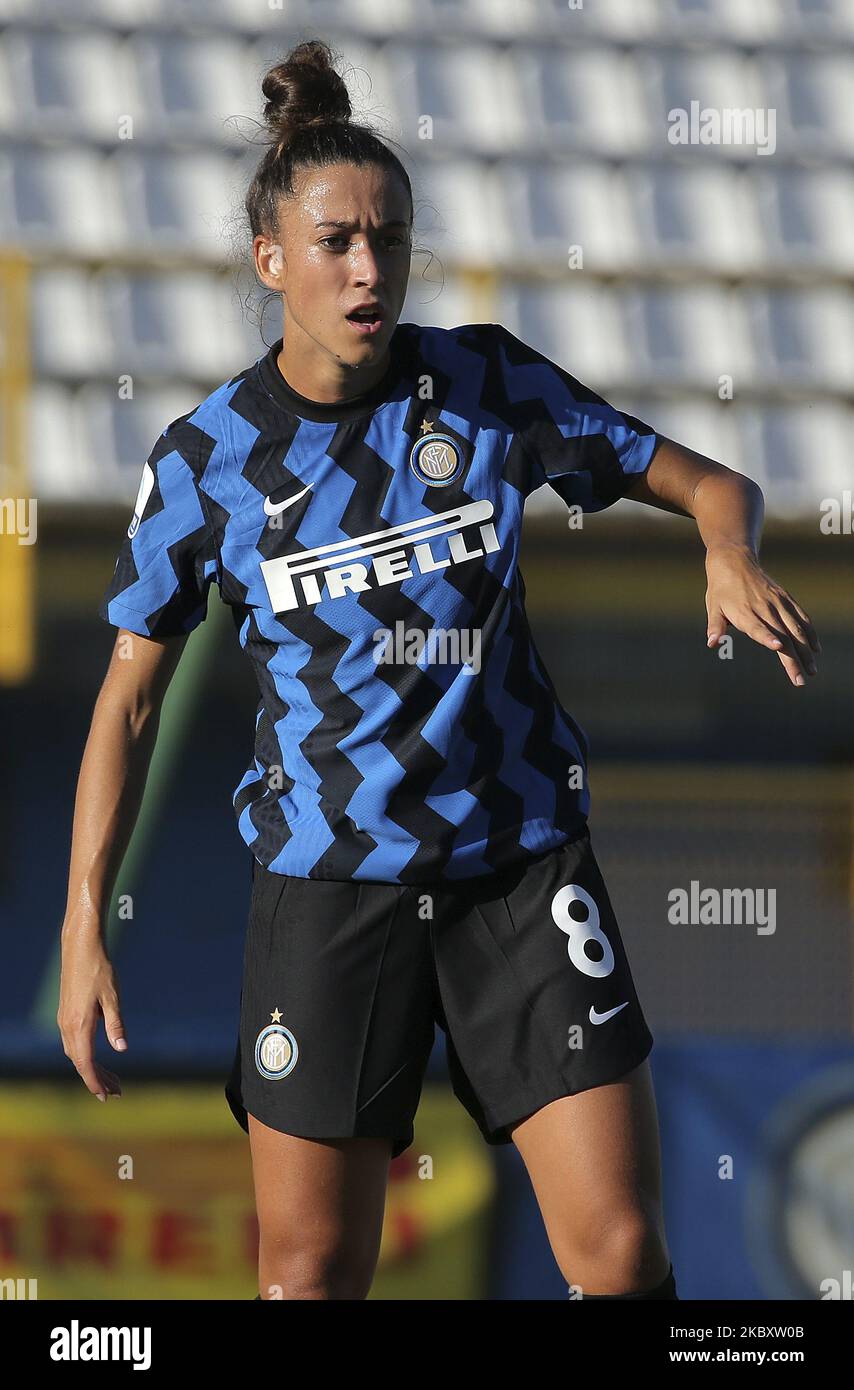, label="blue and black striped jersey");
[99,321,659,882]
